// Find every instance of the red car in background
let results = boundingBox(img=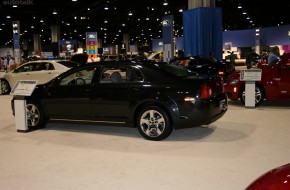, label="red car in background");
[225,53,290,106]
[246,163,290,190]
